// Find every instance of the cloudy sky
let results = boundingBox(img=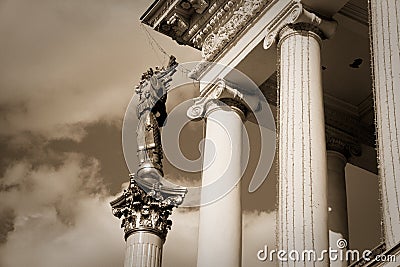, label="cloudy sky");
[0,1,383,266]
